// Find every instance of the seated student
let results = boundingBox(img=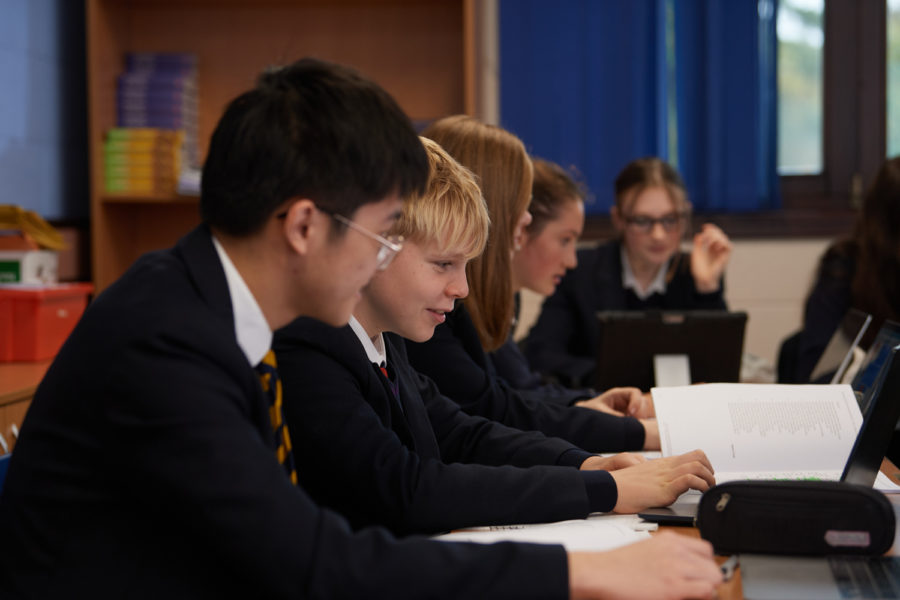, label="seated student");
[778,155,900,384]
[524,156,732,387]
[406,116,659,452]
[497,157,651,415]
[273,138,714,536]
[0,58,722,600]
